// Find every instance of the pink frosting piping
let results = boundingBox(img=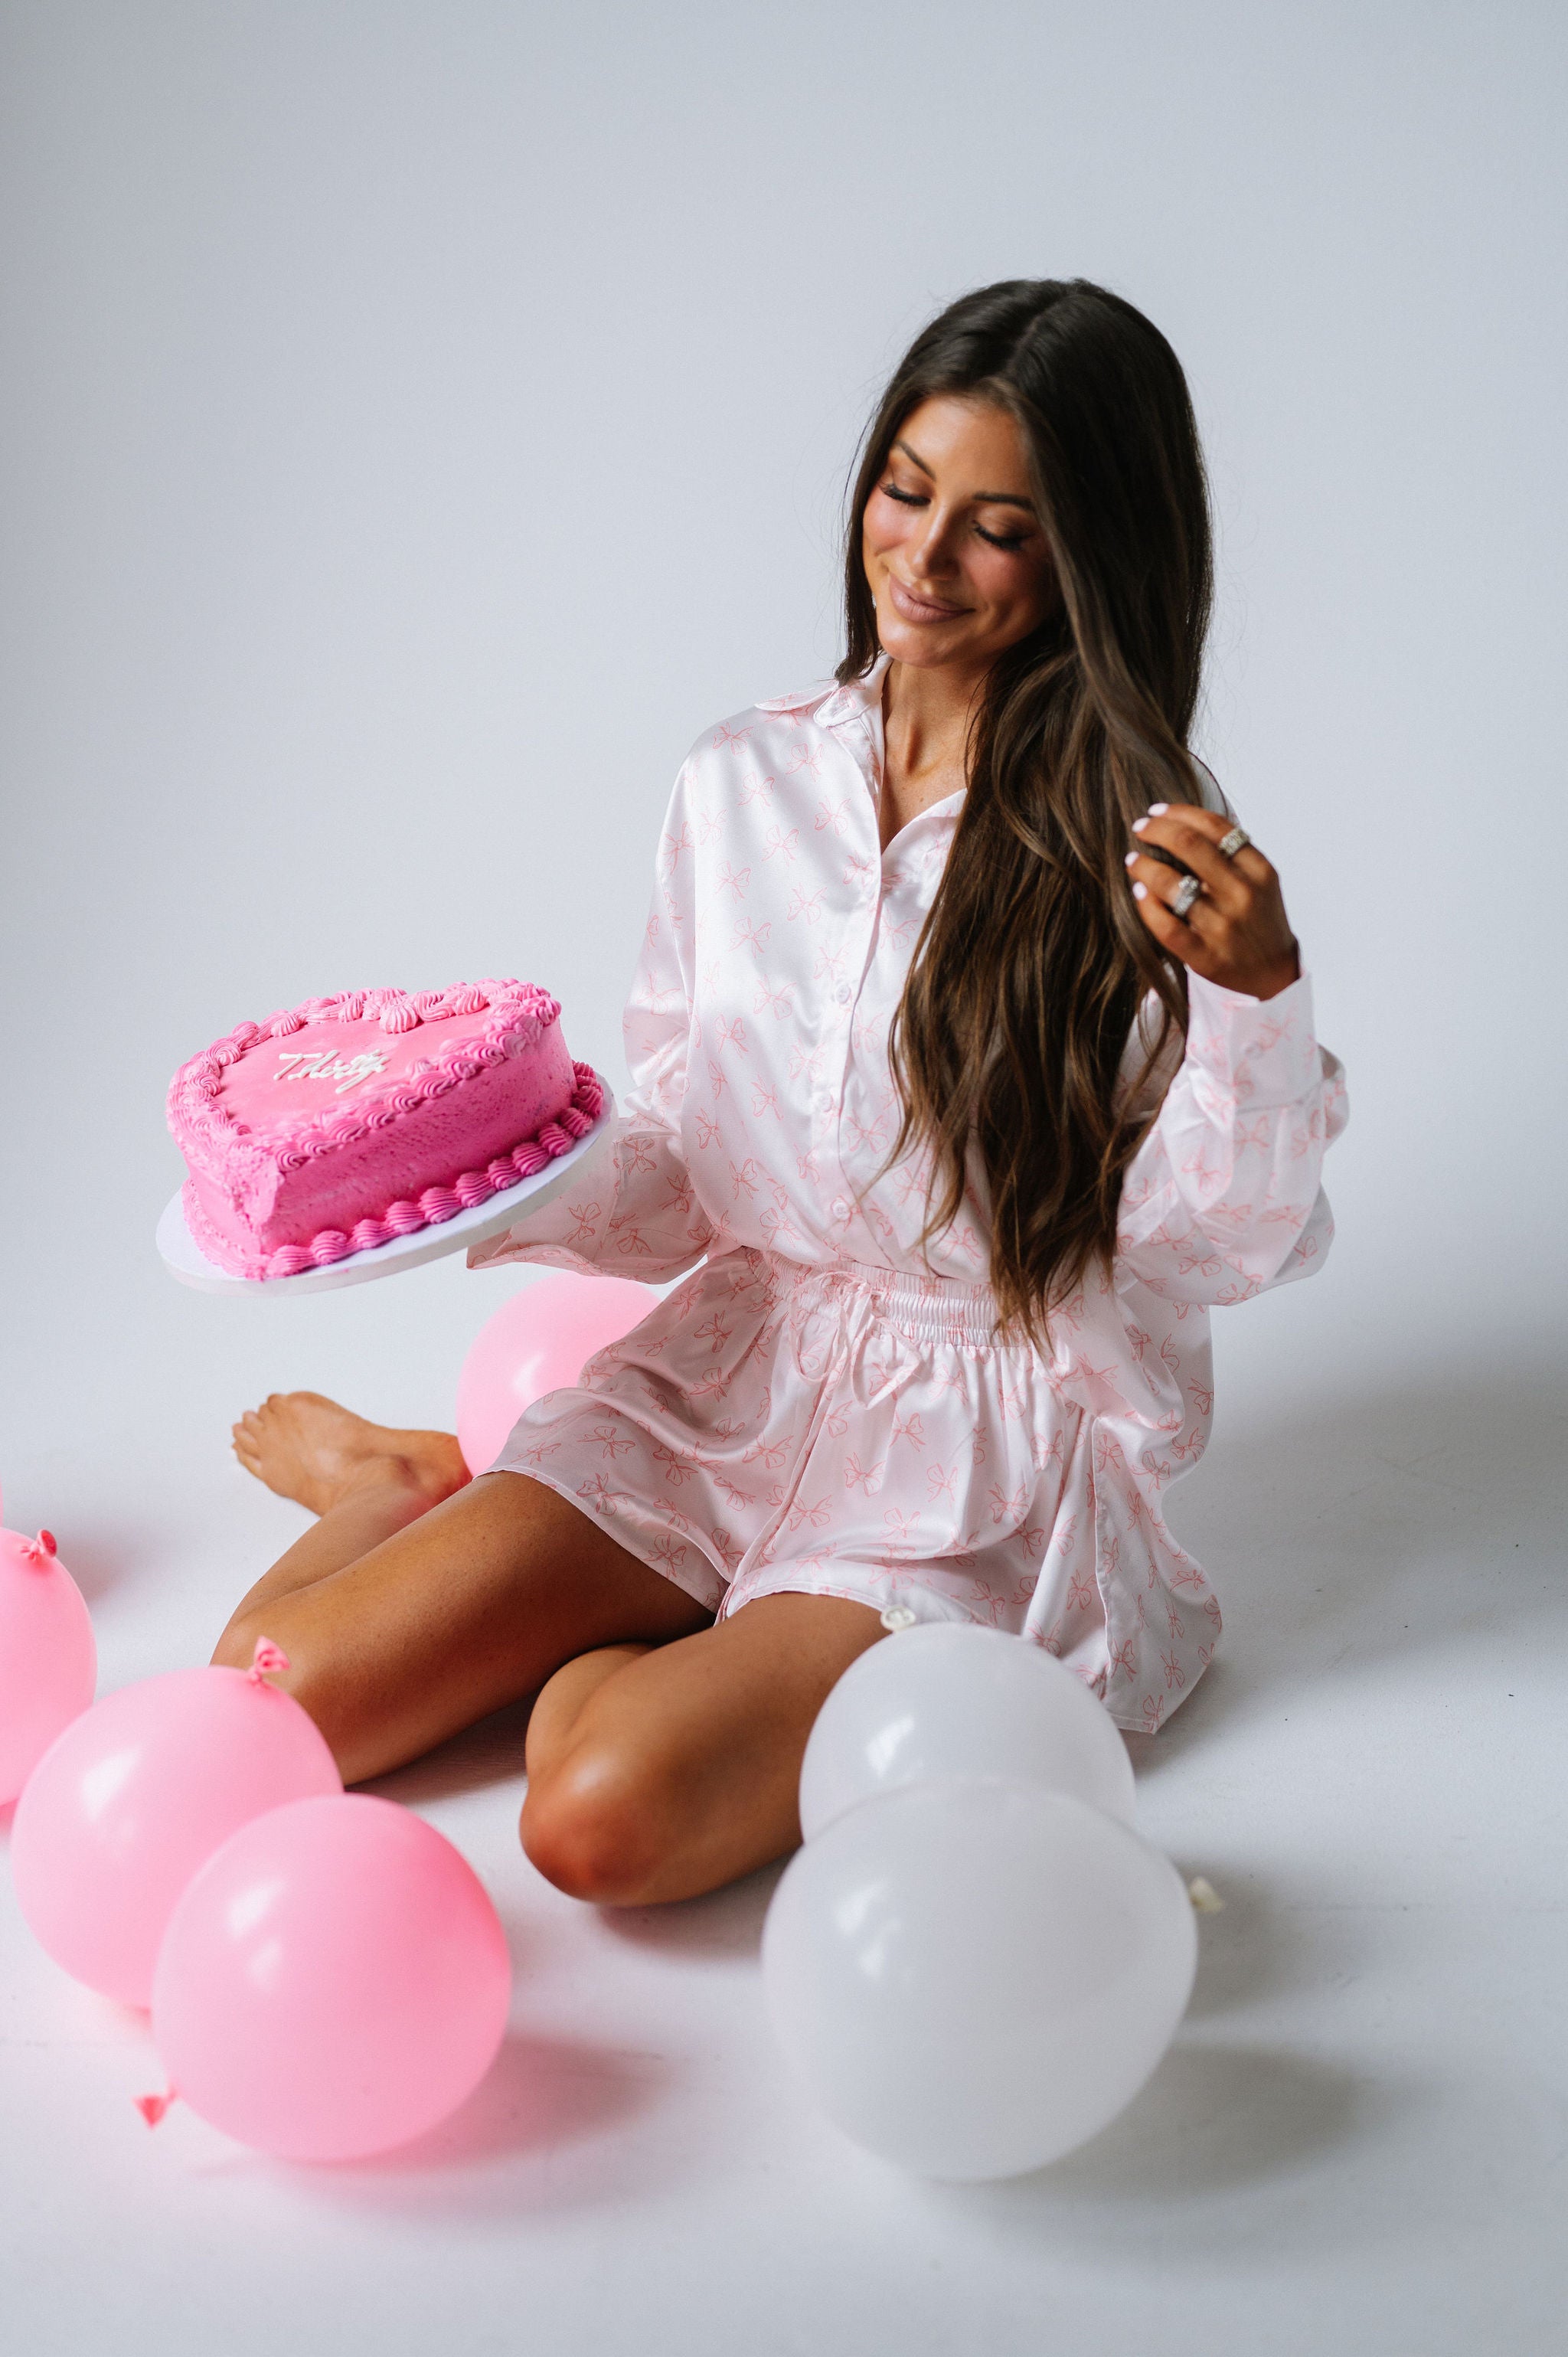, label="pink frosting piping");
[168,981,603,1282]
